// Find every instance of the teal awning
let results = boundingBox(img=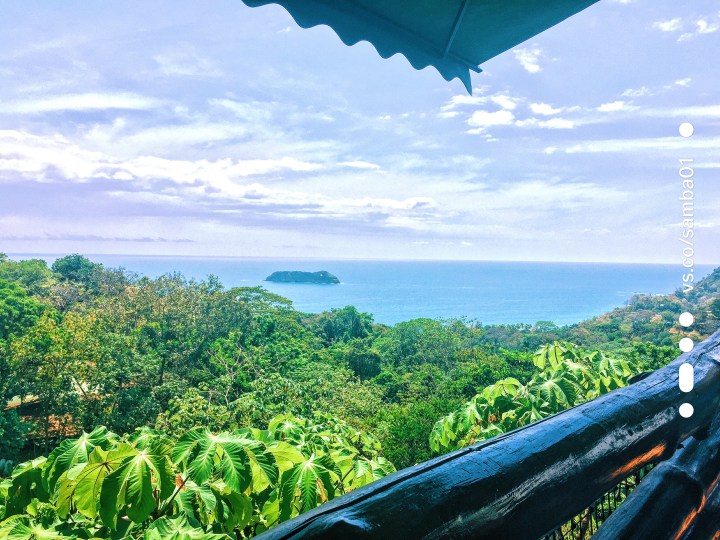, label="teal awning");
[241,0,600,92]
